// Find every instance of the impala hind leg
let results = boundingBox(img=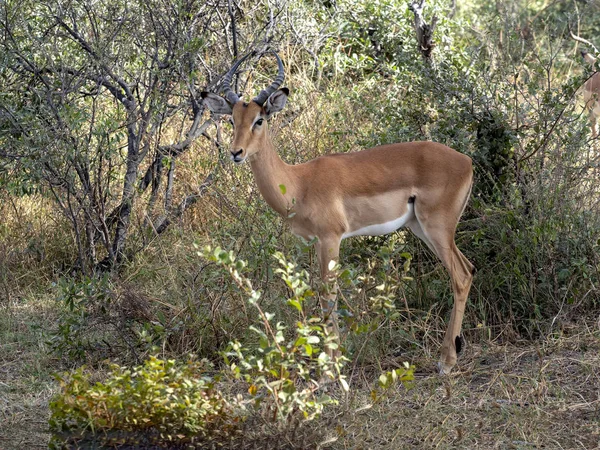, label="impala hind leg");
[409,219,474,374]
[437,243,474,374]
[316,235,342,358]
